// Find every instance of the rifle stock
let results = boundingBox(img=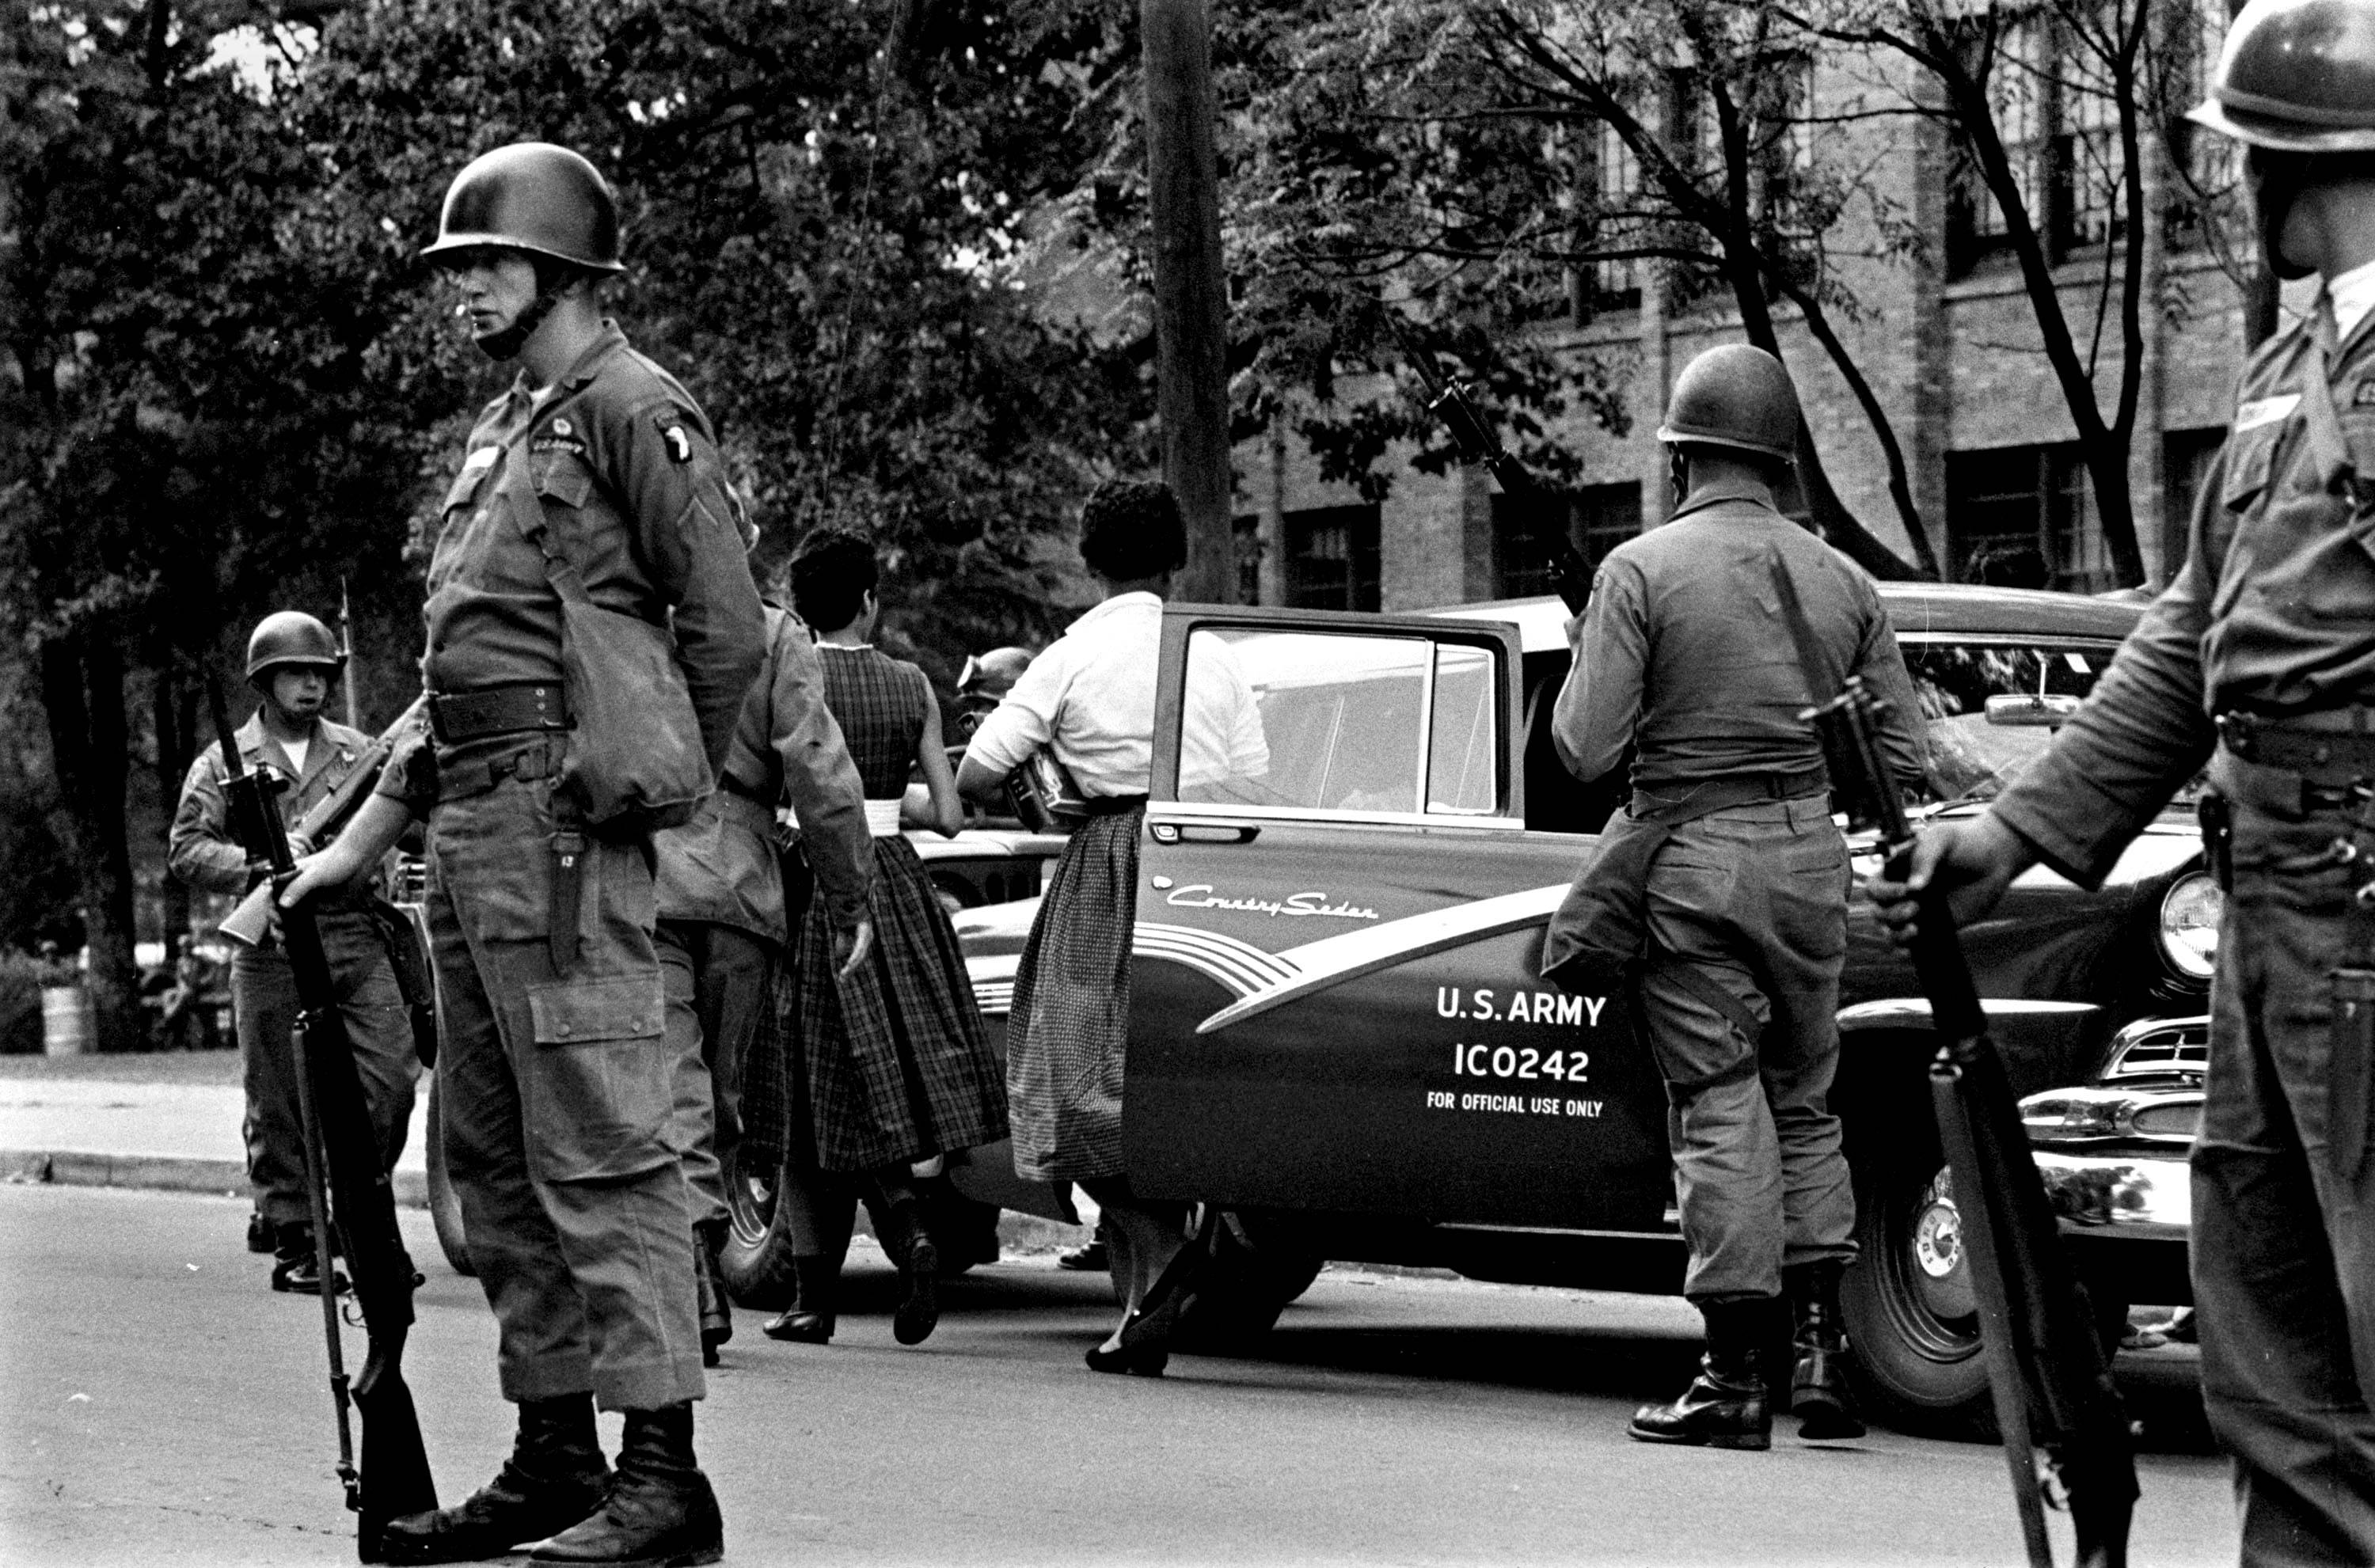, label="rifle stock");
[218,696,427,949]
[207,673,435,1561]
[1814,676,2138,1568]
